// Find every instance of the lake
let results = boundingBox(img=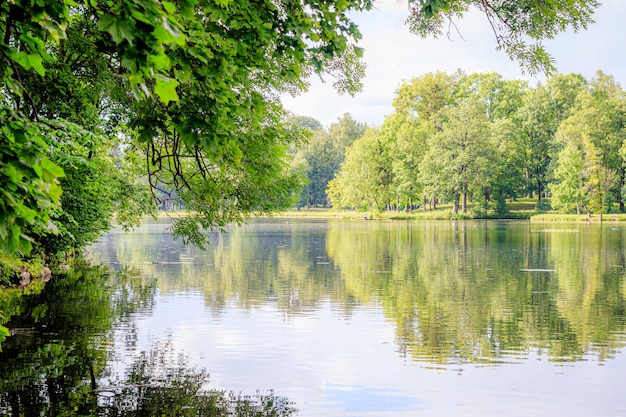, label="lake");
[2,218,626,416]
